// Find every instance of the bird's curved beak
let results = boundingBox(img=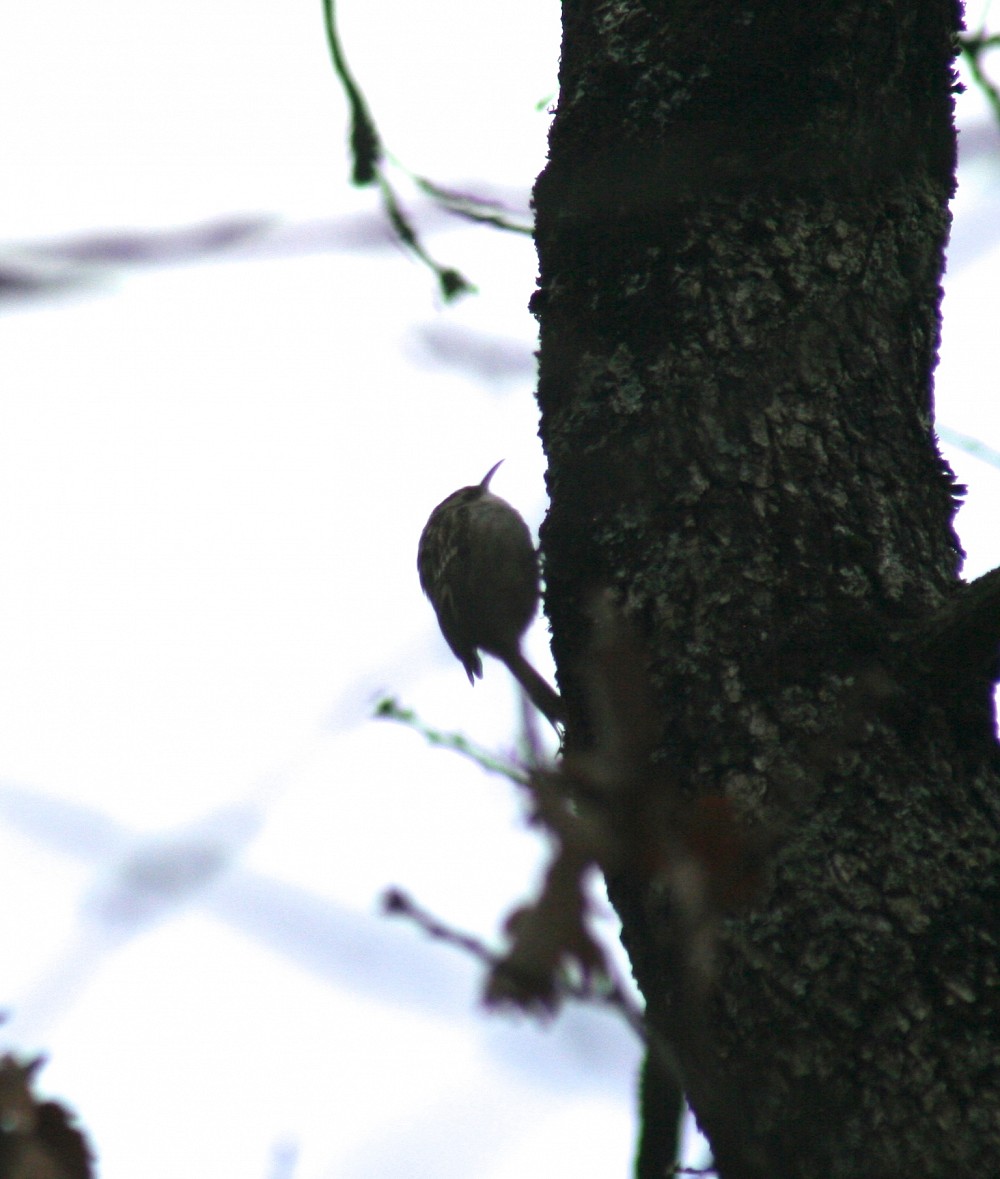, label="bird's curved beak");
[481,459,504,488]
